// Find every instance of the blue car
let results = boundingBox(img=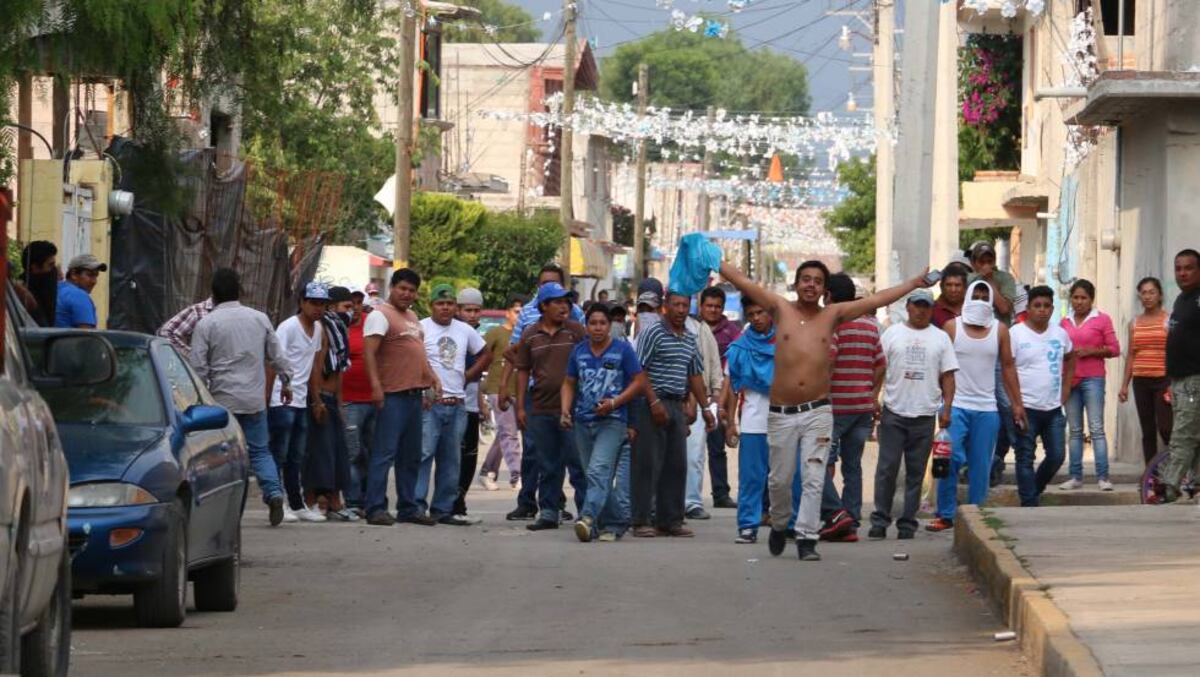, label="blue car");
[22,330,249,628]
